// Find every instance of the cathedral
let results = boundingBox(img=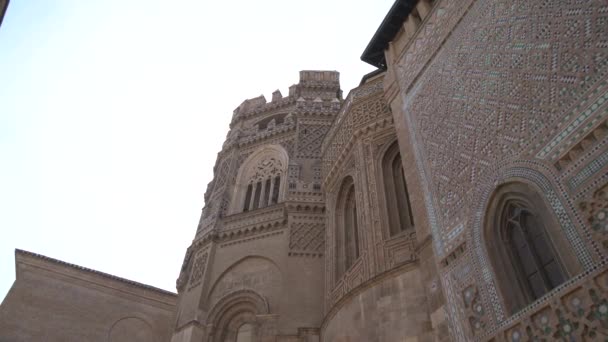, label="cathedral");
[2,0,608,341]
